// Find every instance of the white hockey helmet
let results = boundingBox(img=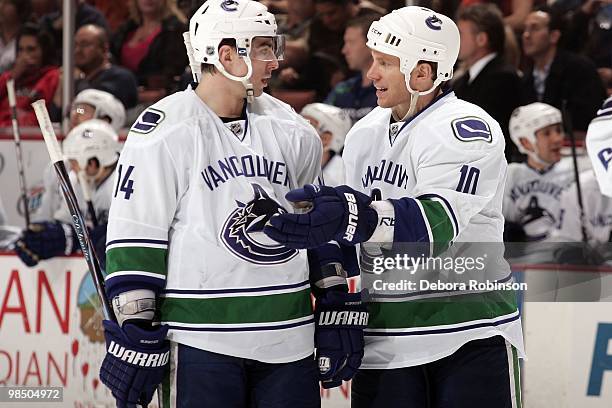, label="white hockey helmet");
[509,102,562,155]
[63,119,121,170]
[188,0,283,99]
[366,6,460,96]
[72,89,126,132]
[300,103,352,153]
